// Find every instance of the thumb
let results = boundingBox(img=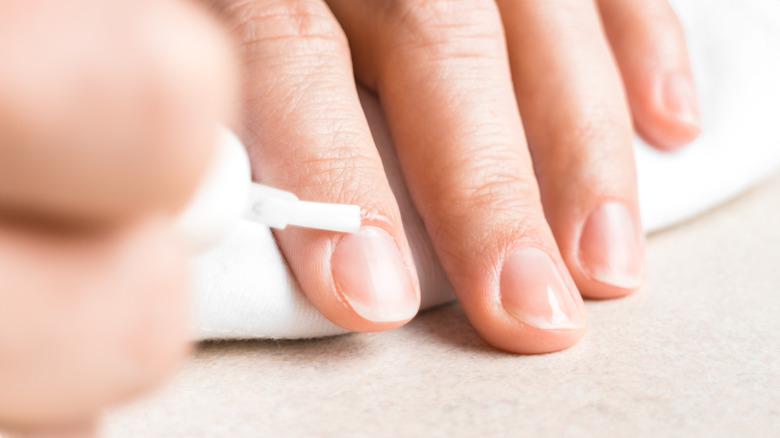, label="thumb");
[0,0,238,227]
